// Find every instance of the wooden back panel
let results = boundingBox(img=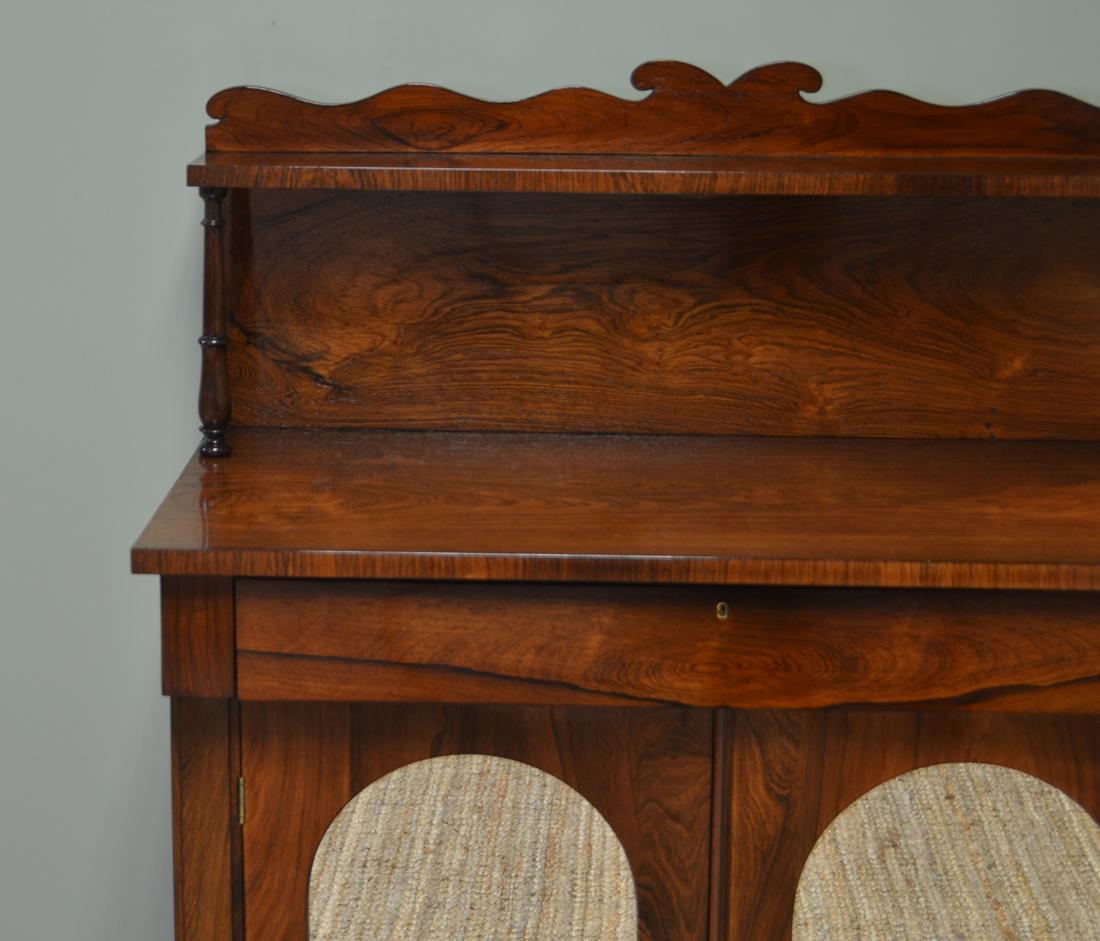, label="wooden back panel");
[227,190,1100,439]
